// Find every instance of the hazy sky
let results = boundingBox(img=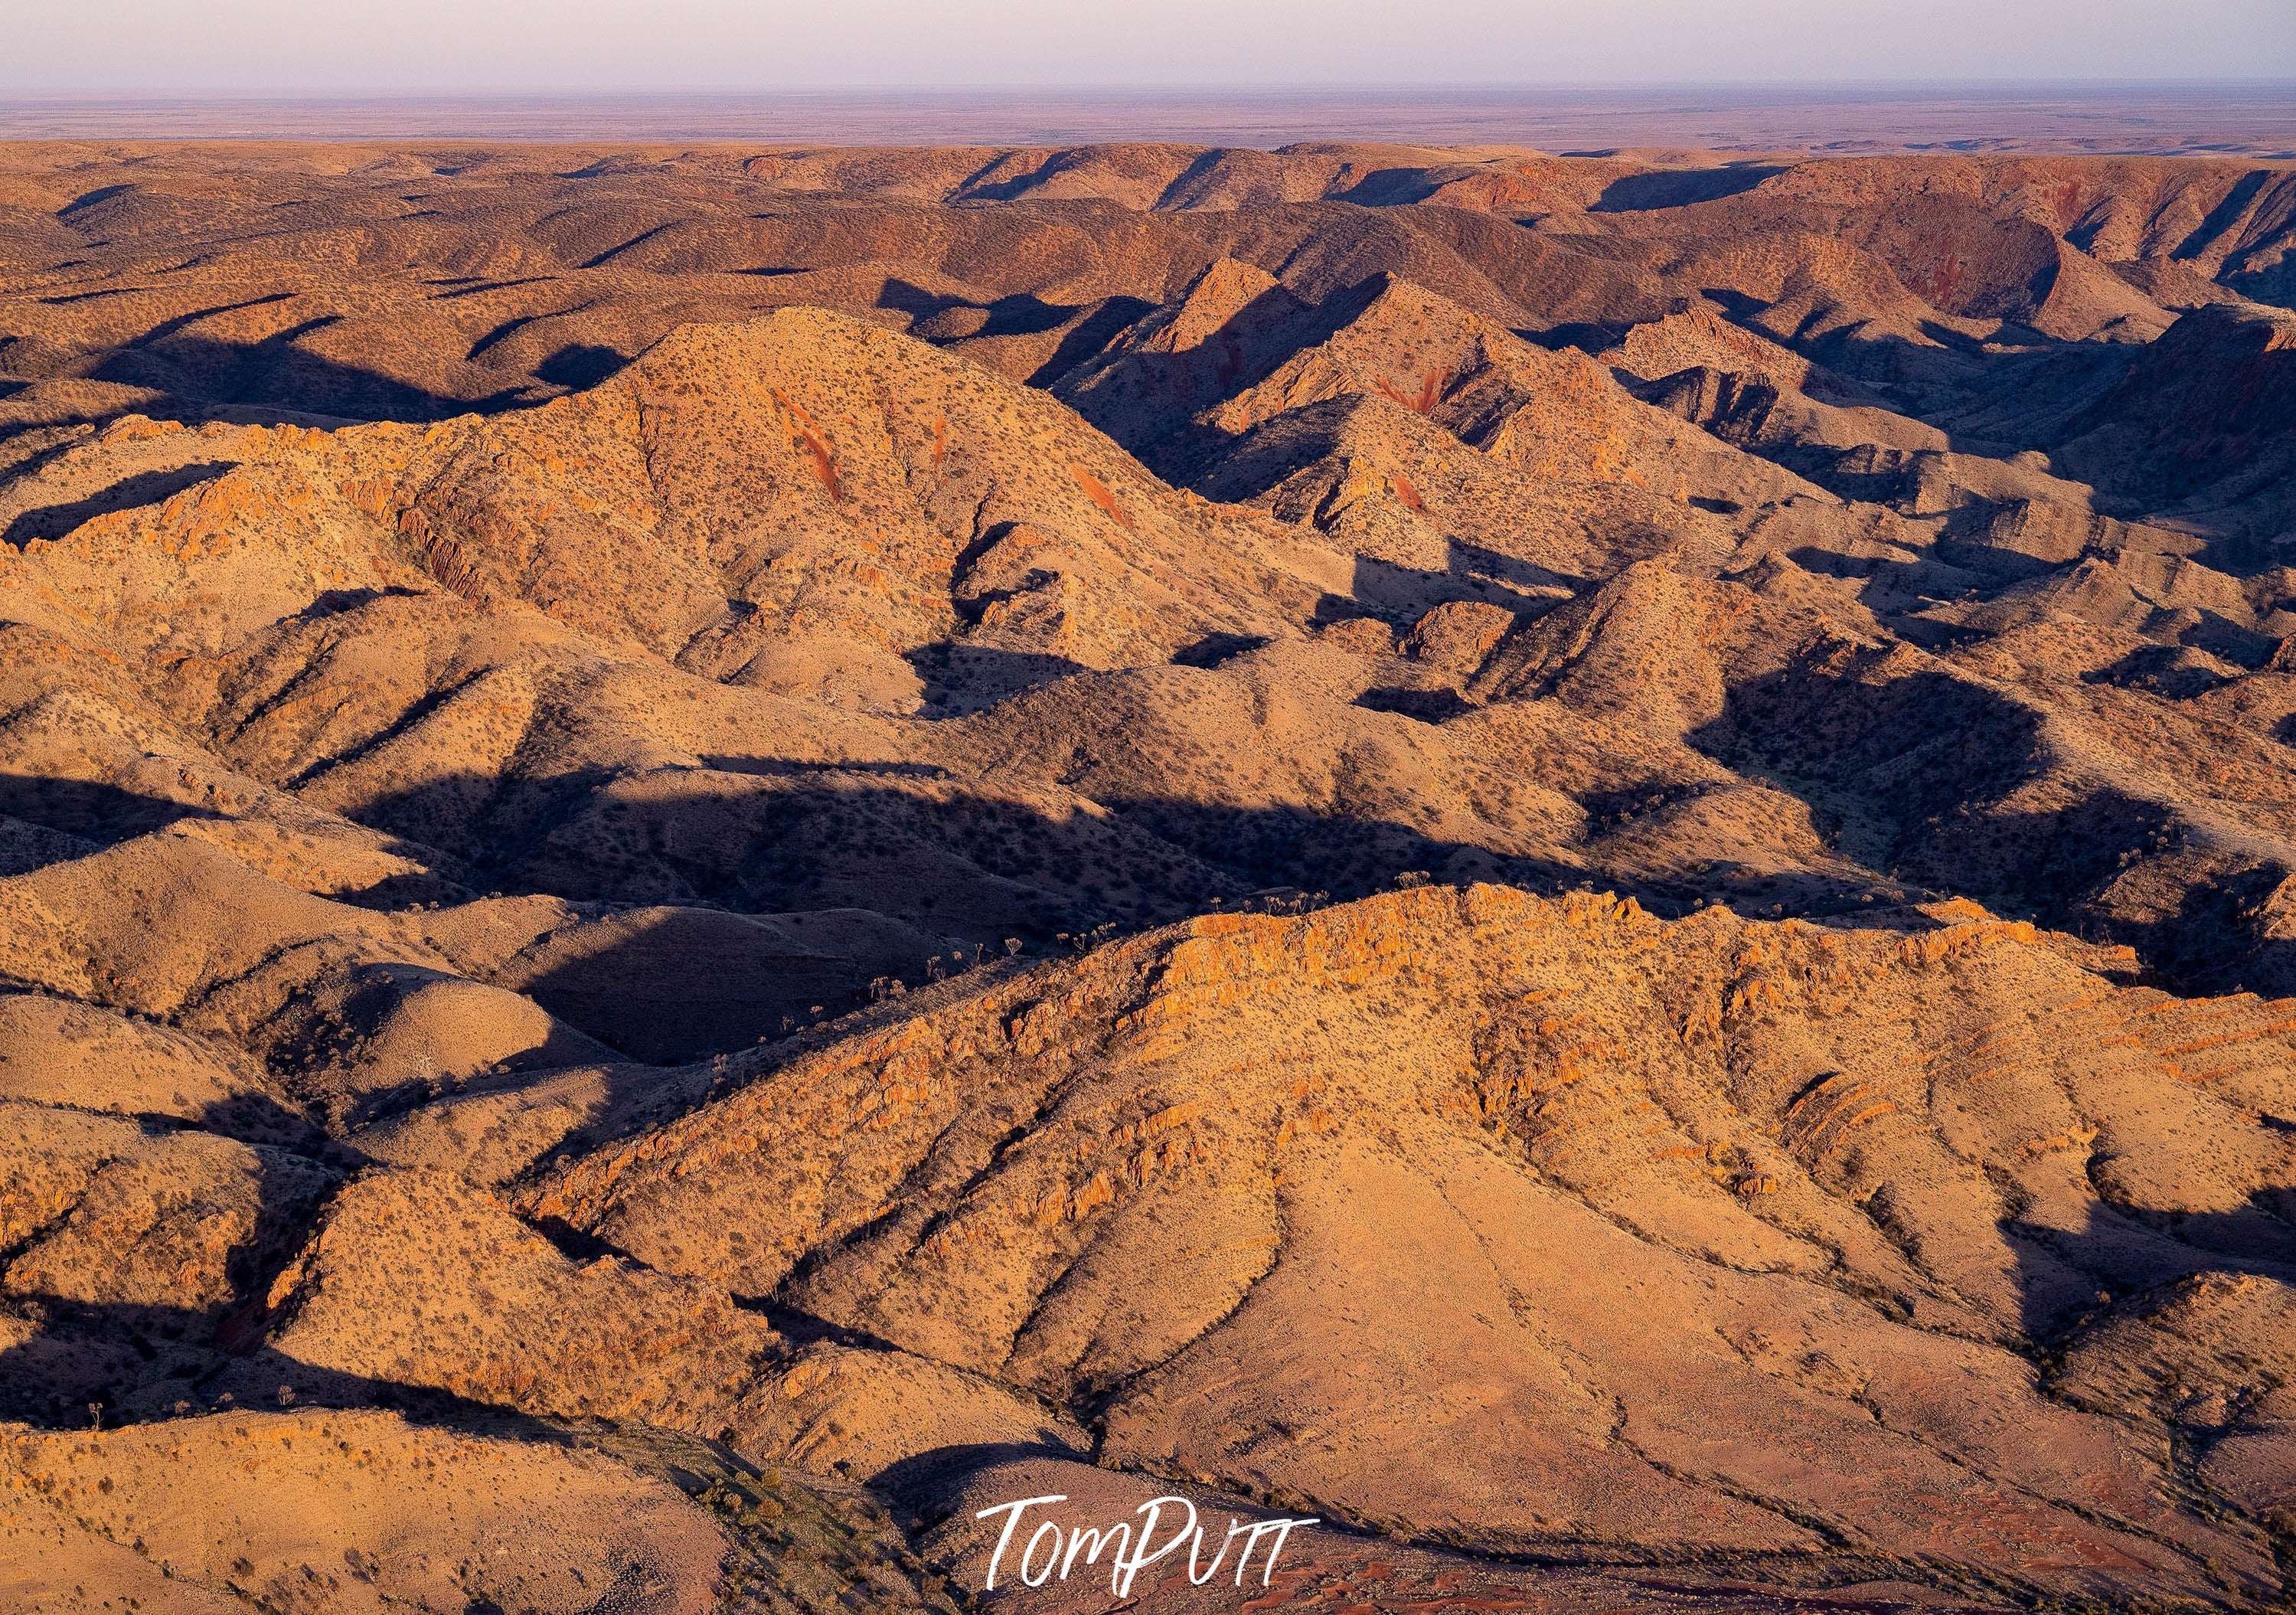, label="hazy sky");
[5,0,2292,91]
